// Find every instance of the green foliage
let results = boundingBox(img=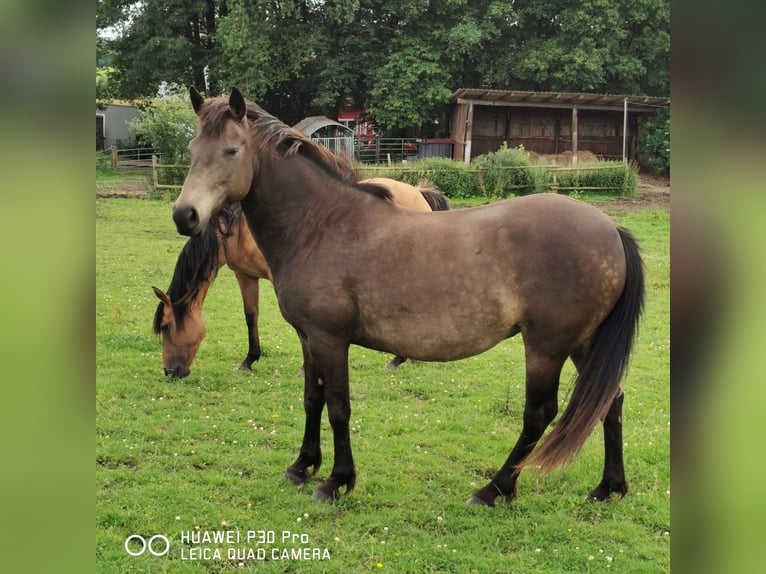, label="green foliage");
[553,162,638,196]
[362,155,634,200]
[637,107,670,174]
[509,0,669,95]
[367,46,452,129]
[128,87,197,164]
[99,0,669,127]
[471,144,551,197]
[96,198,669,573]
[363,158,481,199]
[96,67,120,100]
